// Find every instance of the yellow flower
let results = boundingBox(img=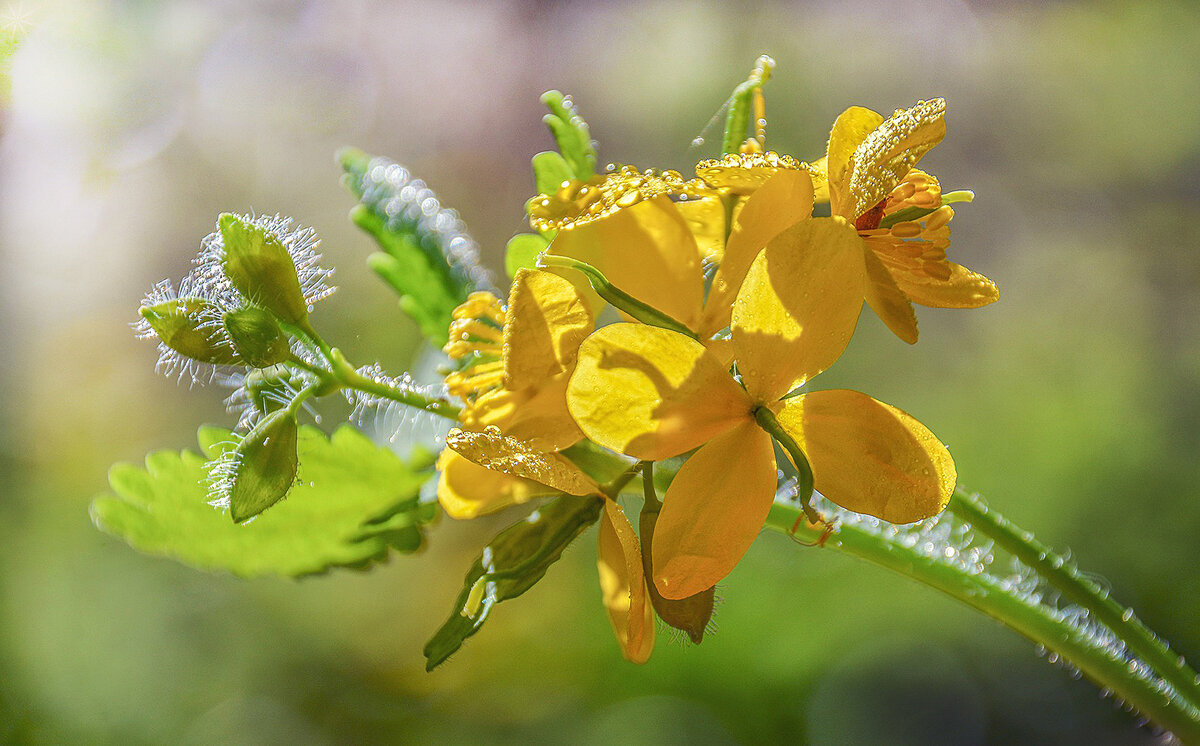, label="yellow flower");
[537,160,818,342]
[816,98,999,343]
[437,268,592,519]
[566,218,956,599]
[442,426,655,663]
